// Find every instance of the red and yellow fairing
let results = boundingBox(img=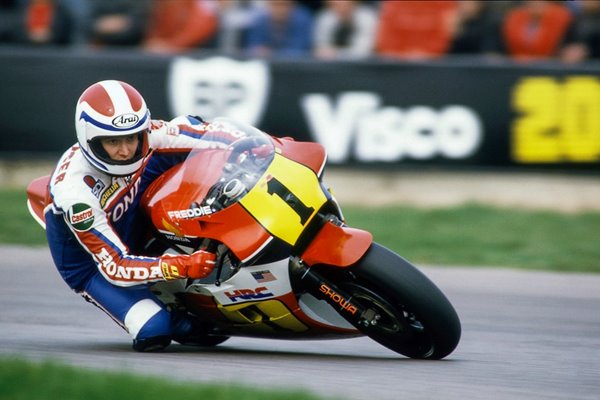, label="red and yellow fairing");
[143,136,371,266]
